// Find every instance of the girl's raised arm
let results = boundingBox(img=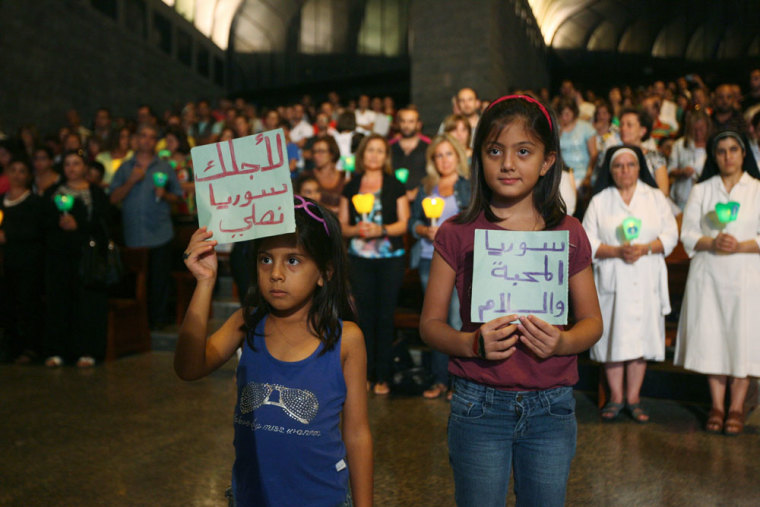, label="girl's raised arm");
[340,321,373,507]
[174,227,245,380]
